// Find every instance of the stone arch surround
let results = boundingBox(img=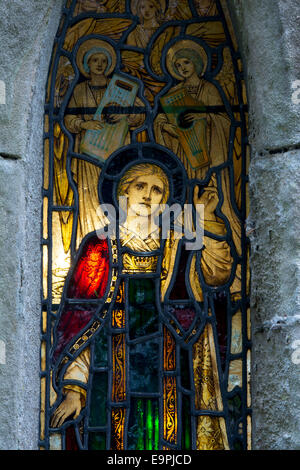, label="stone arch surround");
[0,0,299,449]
